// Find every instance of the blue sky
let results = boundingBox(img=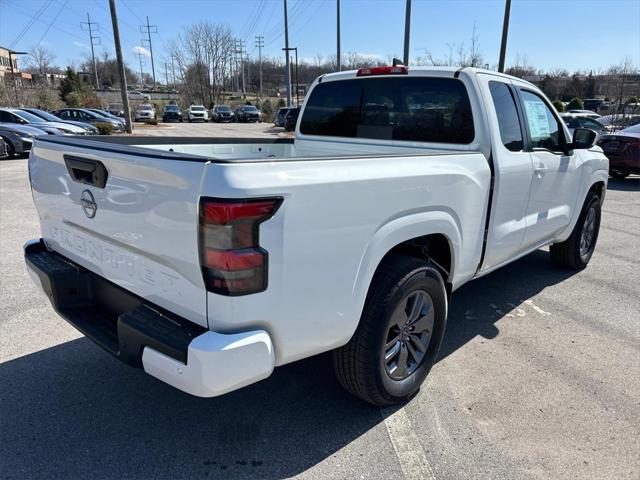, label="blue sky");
[1,0,639,75]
